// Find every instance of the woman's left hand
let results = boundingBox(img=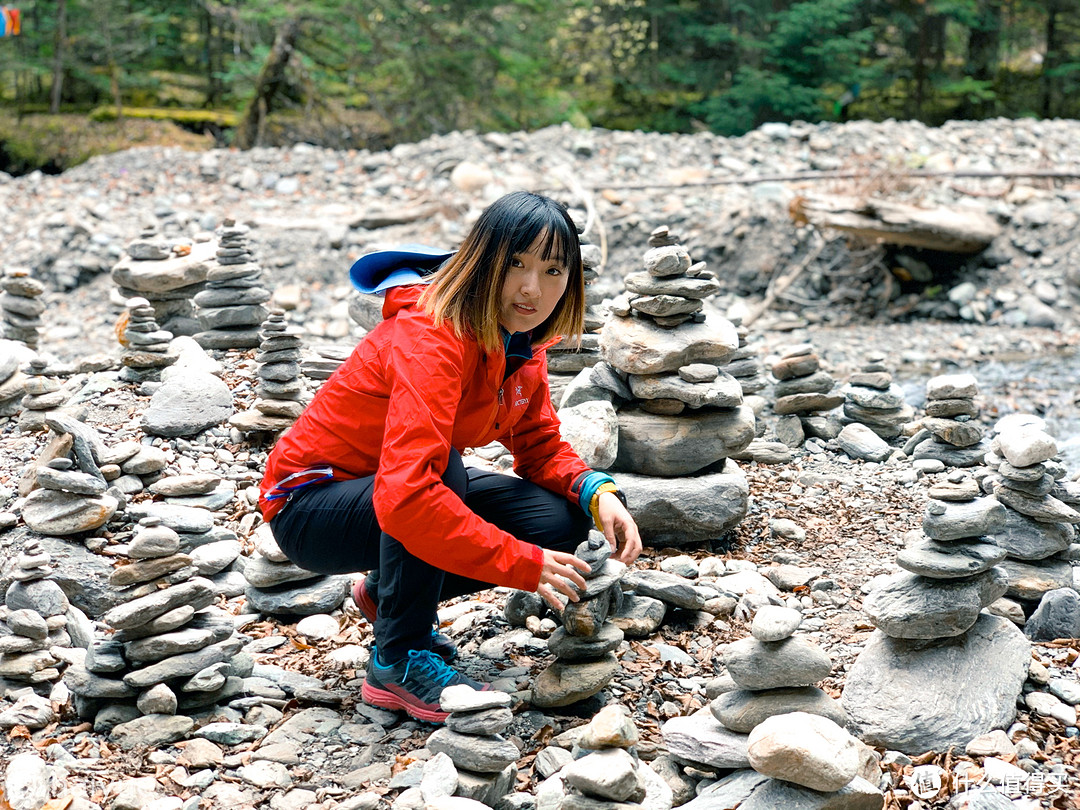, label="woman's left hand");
[597,491,642,565]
